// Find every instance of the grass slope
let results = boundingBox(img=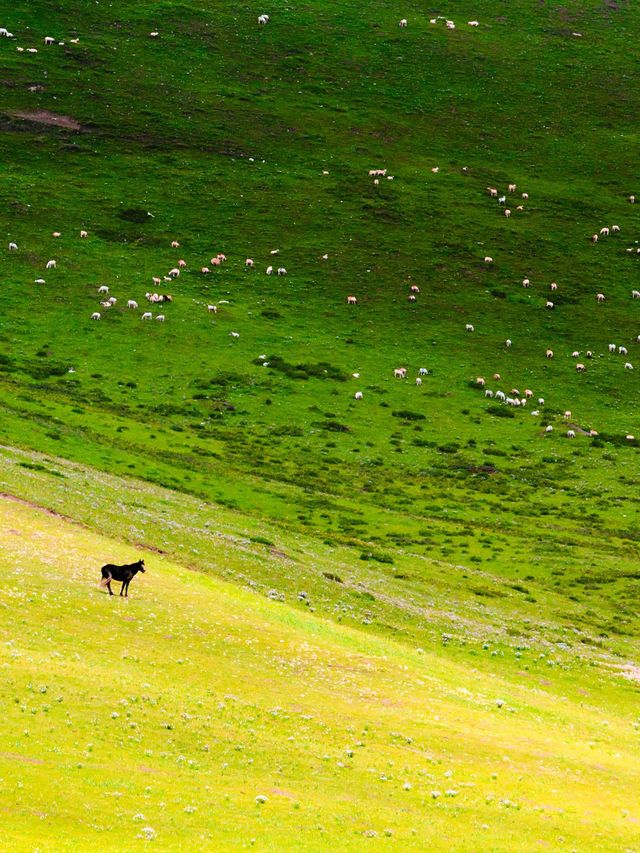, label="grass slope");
[1,489,639,852]
[0,0,639,846]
